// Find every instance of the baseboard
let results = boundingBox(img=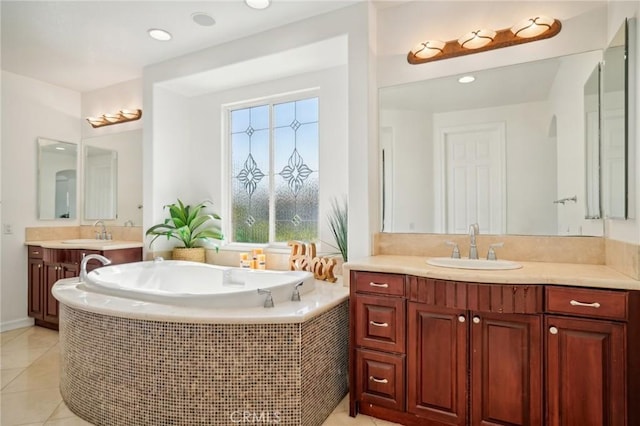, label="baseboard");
[1,317,34,332]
